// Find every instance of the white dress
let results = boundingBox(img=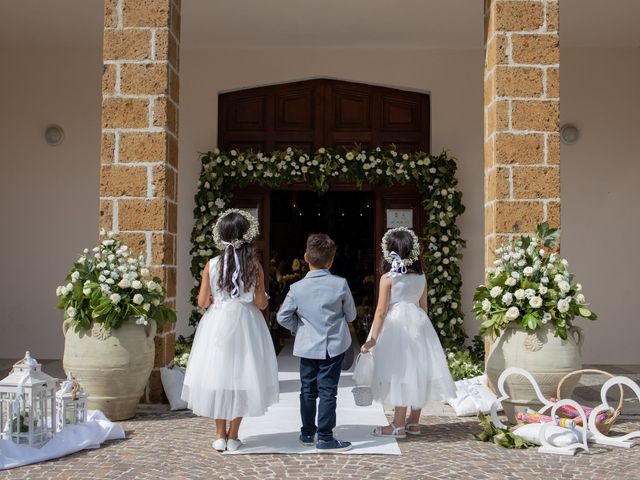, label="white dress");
[371,273,456,409]
[181,256,279,419]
